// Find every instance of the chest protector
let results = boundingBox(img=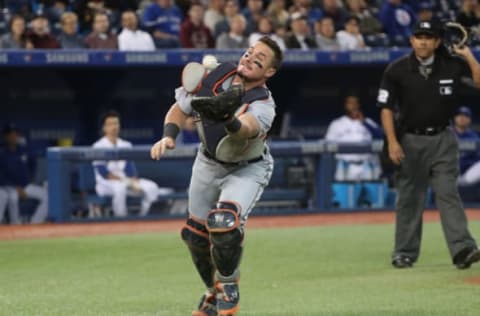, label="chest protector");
[195,63,269,163]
